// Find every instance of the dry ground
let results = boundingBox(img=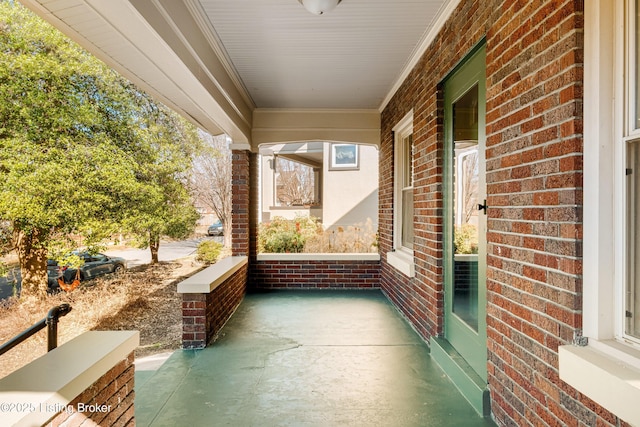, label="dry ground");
[0,257,204,379]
